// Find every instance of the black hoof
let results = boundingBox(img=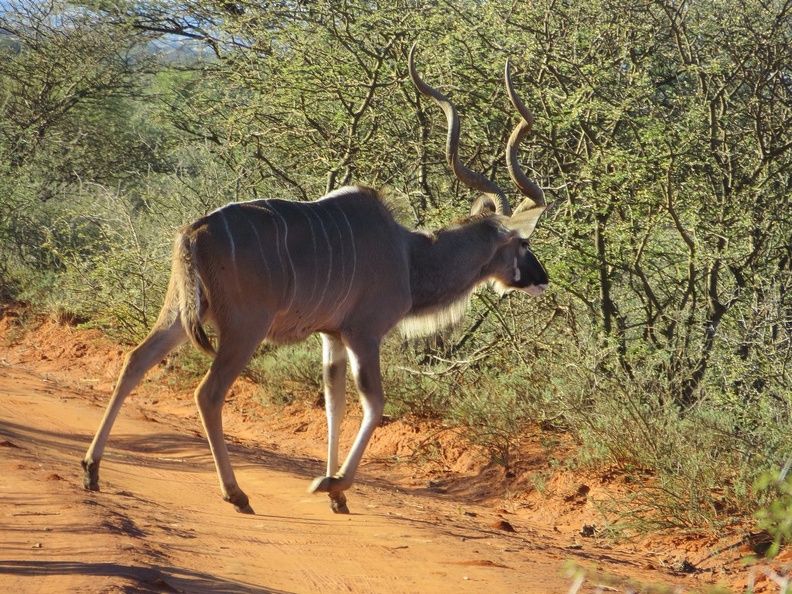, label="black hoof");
[225,489,254,514]
[309,476,351,513]
[81,459,100,491]
[235,502,256,514]
[330,495,350,515]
